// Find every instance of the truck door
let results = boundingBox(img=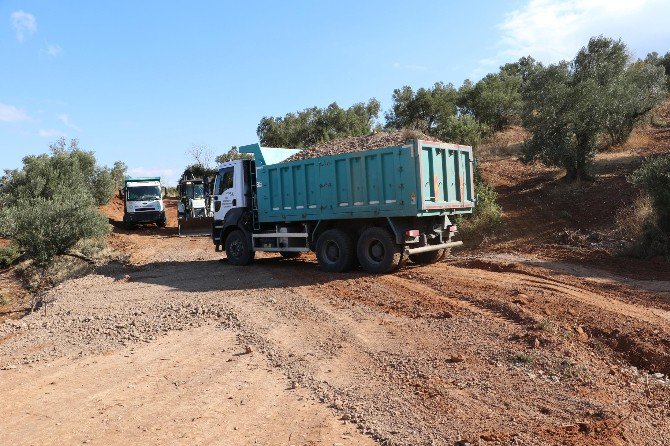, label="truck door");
[213,163,242,222]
